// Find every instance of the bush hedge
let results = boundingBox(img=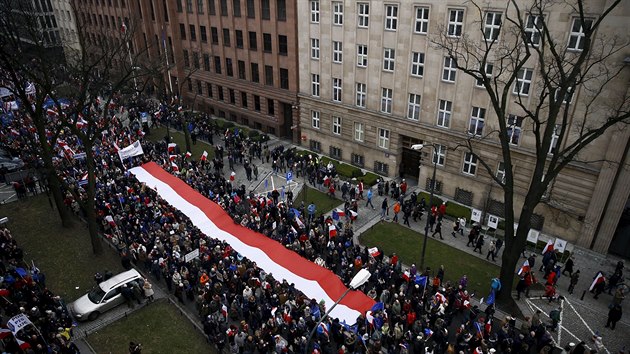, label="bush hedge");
[295,150,380,186]
[417,192,472,221]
